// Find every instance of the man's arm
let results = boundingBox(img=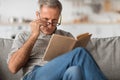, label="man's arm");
[8,19,41,74]
[8,34,38,74]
